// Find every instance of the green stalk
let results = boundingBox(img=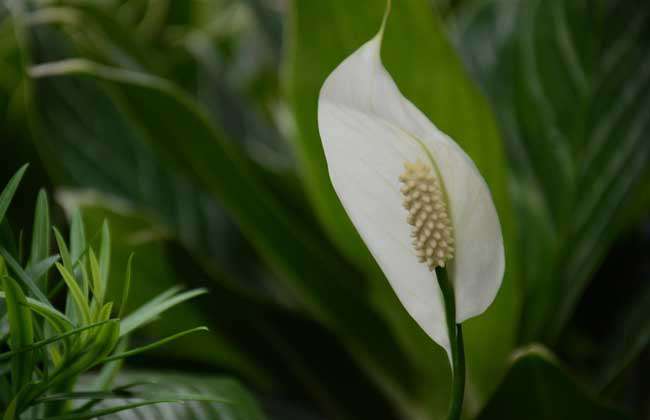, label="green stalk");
[435,267,465,420]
